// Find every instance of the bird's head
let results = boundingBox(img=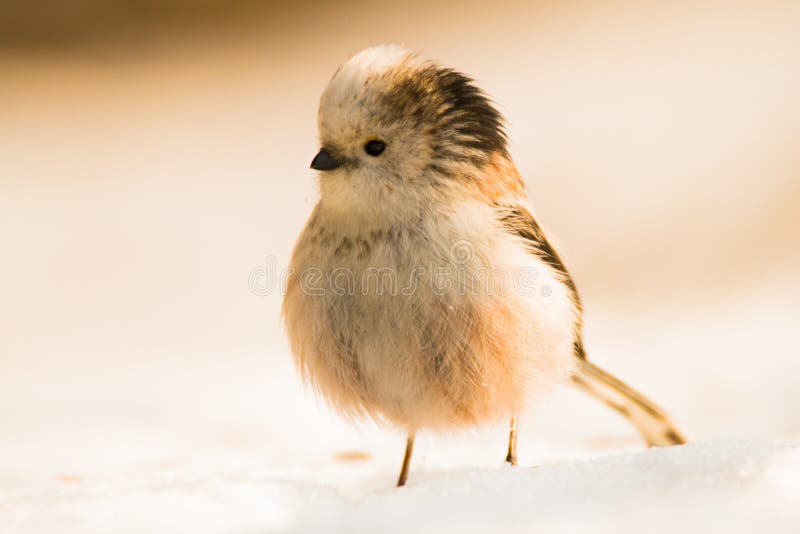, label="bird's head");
[312,45,523,213]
